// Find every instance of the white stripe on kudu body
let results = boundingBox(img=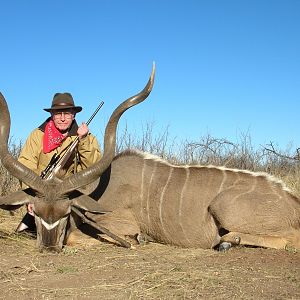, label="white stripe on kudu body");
[146,161,158,226]
[179,167,192,245]
[159,166,174,242]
